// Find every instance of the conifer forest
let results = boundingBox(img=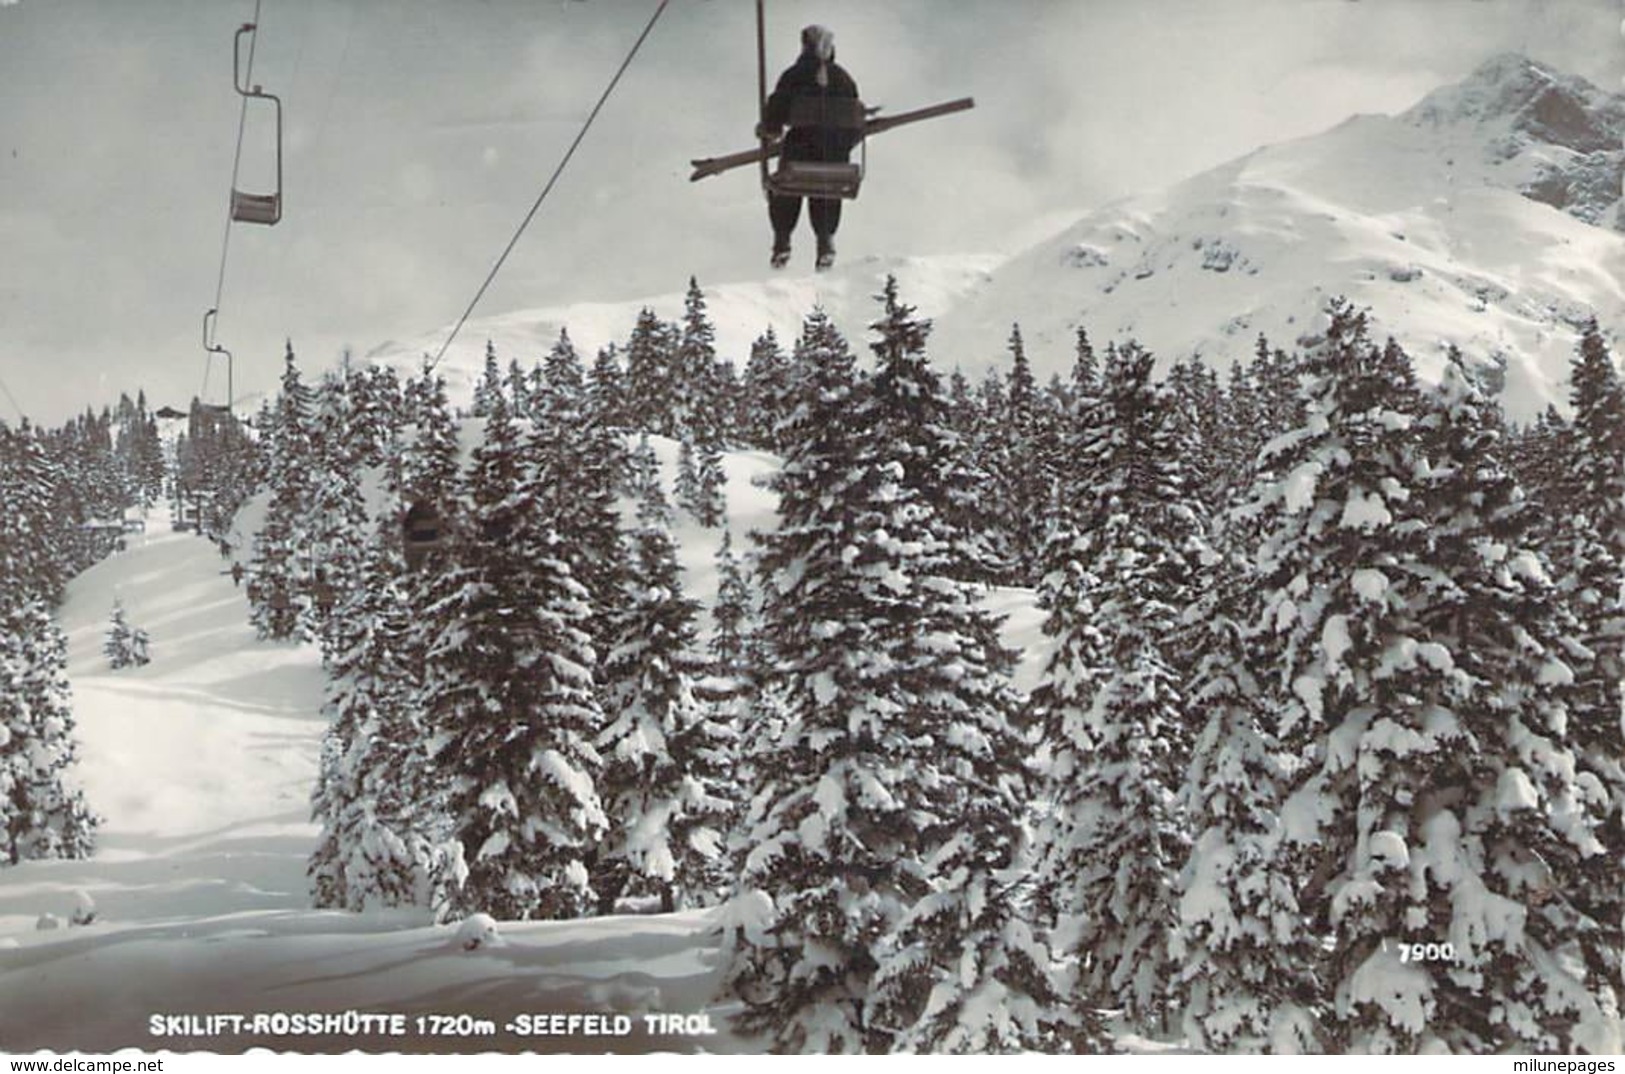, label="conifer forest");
[3,274,1621,1054]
